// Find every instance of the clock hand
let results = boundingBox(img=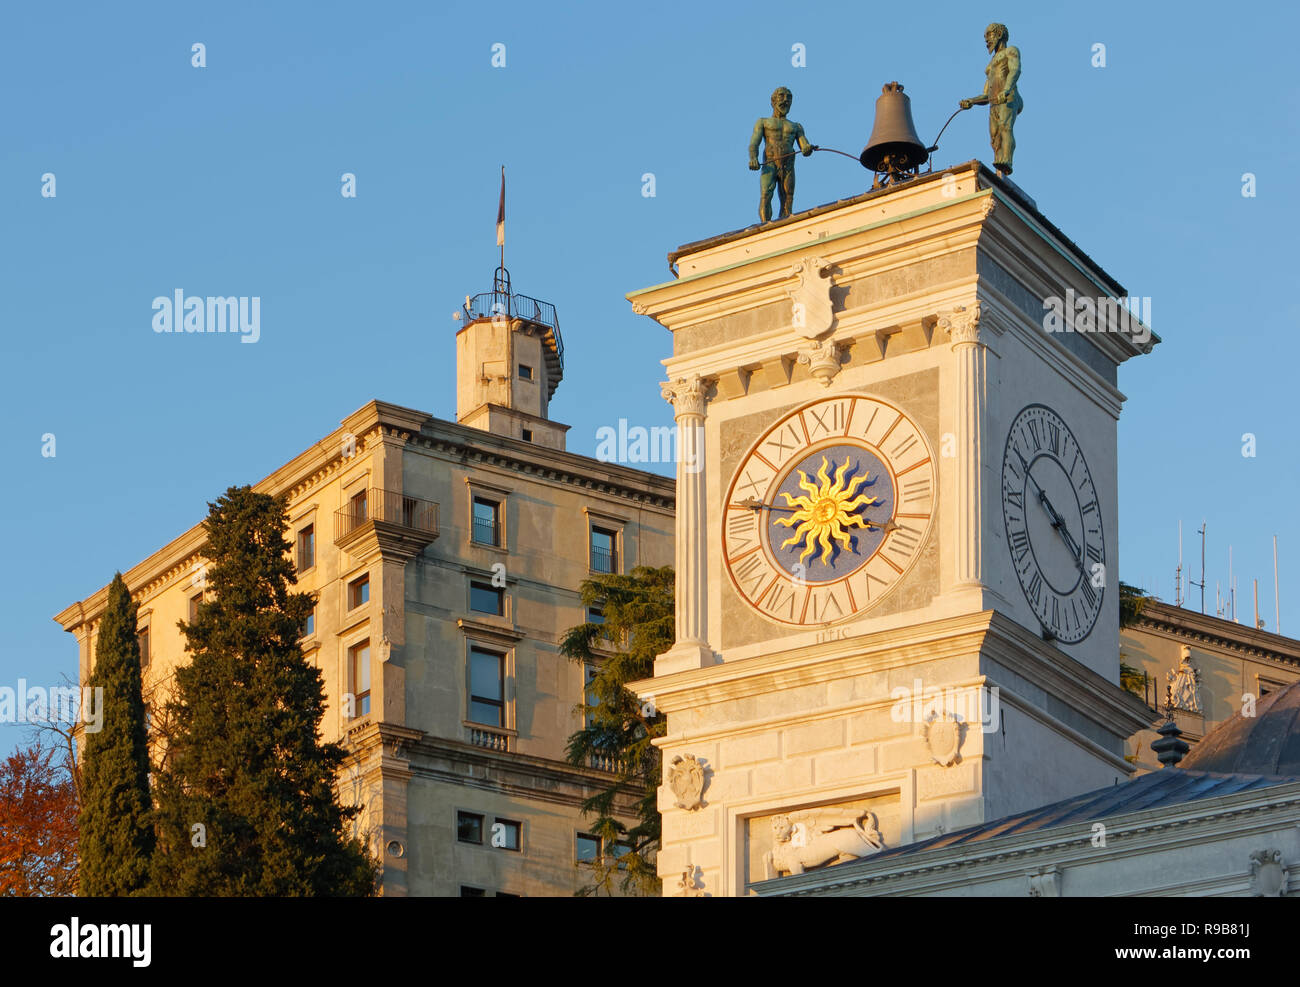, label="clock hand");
[1014,448,1087,574]
[734,498,894,531]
